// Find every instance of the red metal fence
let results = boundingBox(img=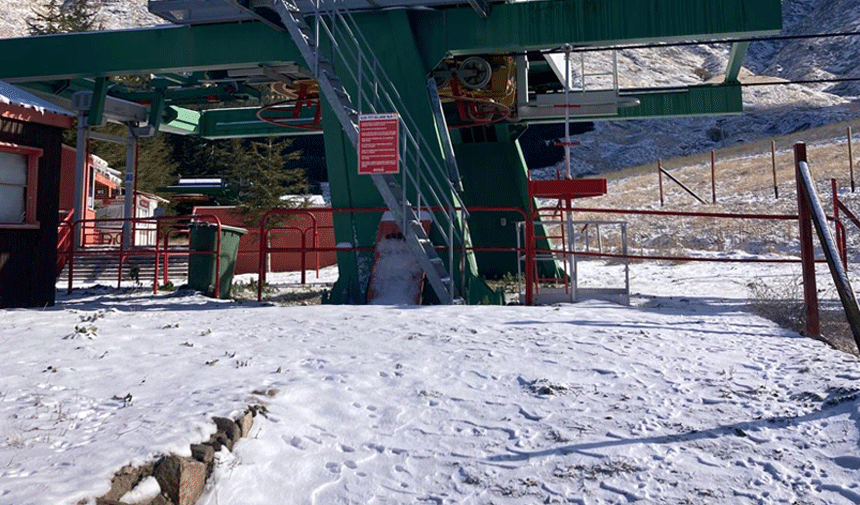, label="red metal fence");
[58,197,859,305]
[59,214,226,297]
